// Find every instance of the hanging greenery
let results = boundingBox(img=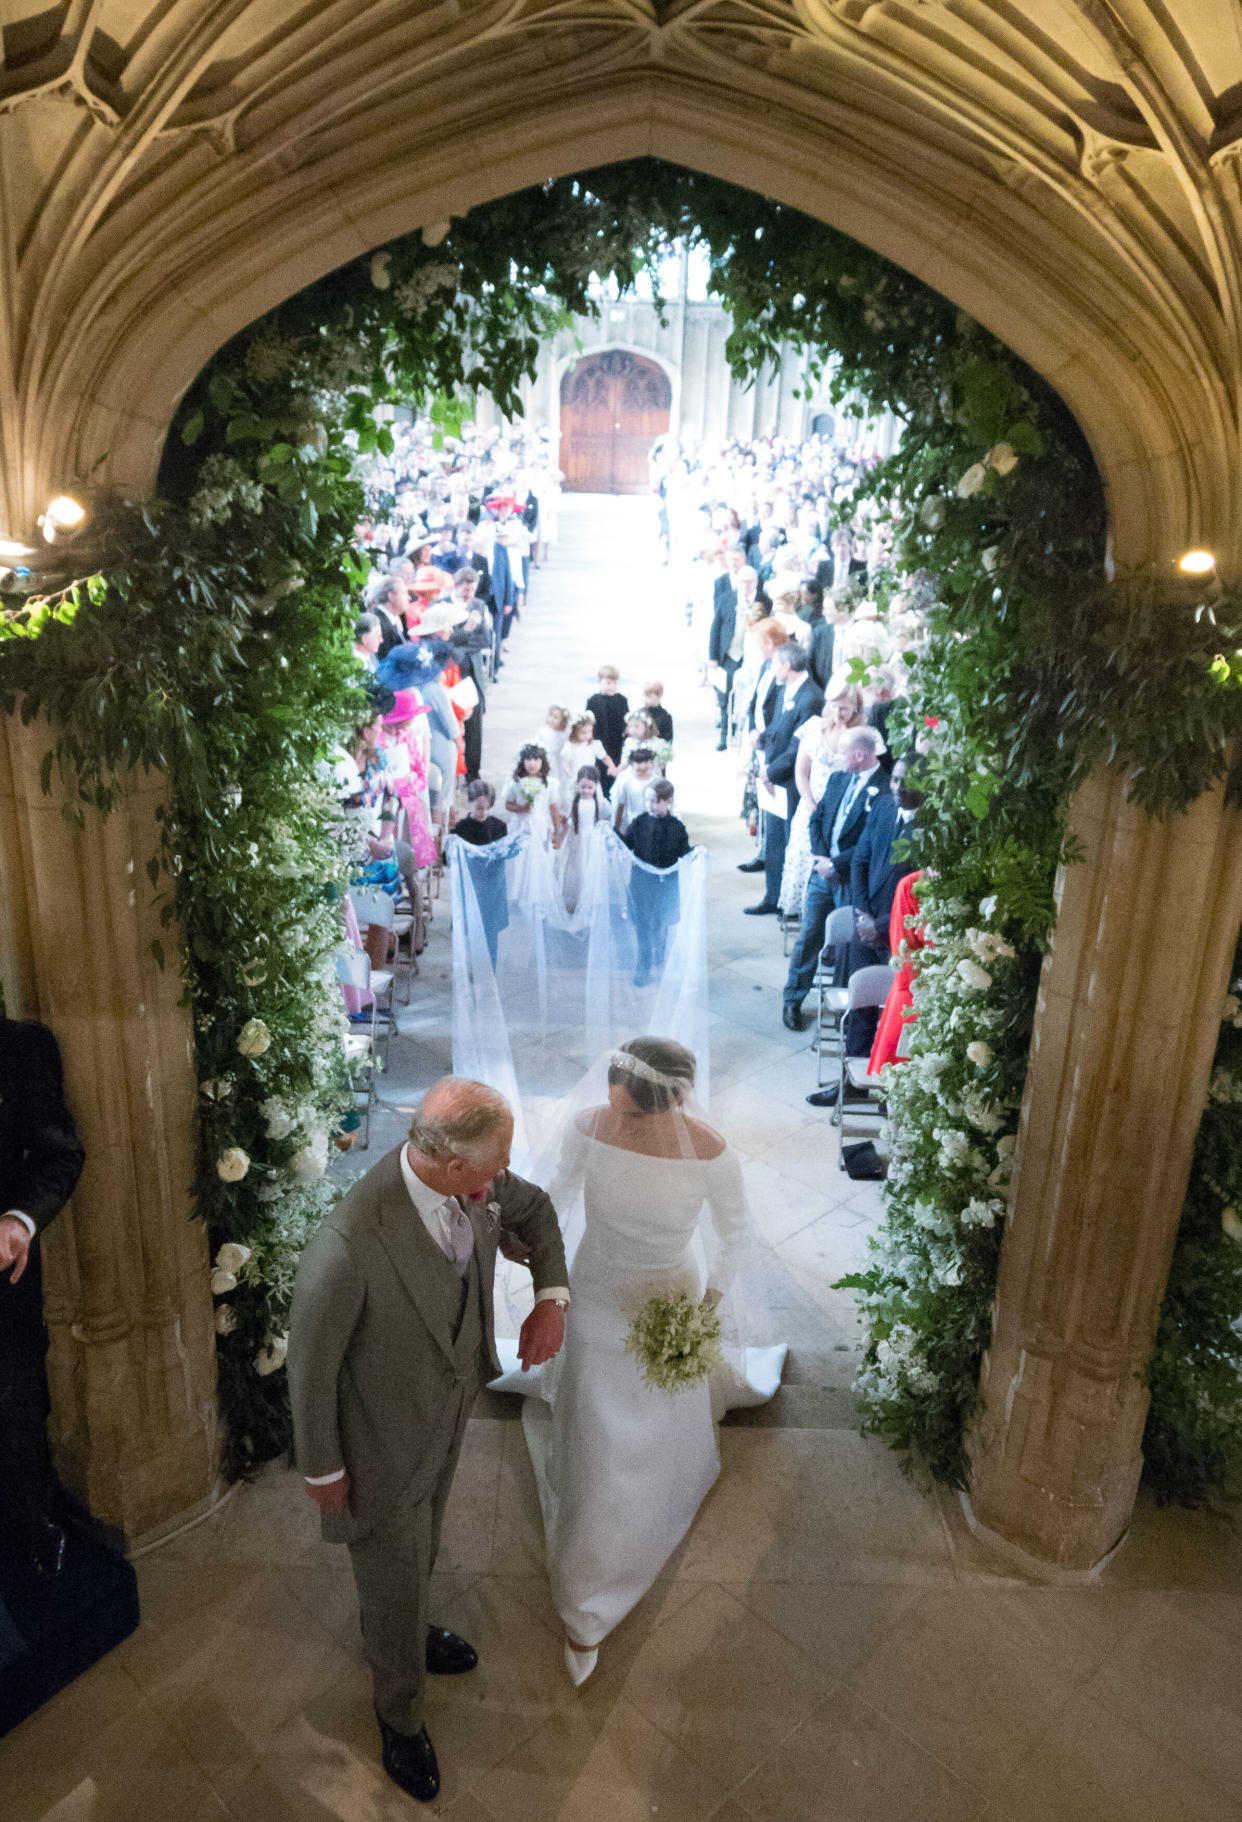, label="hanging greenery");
[2,159,1240,1495]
